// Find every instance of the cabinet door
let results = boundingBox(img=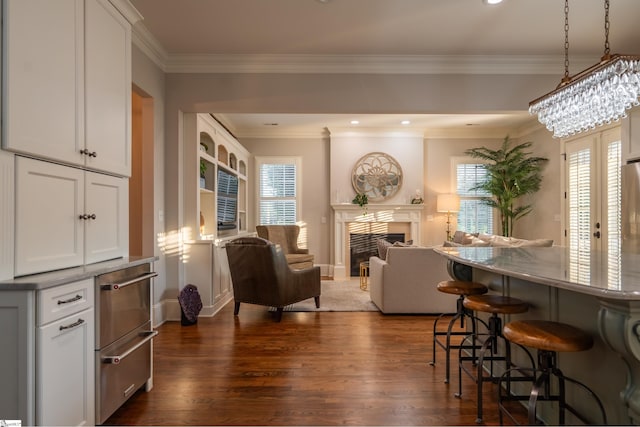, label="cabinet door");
[84,0,131,176]
[85,171,128,264]
[3,0,84,166]
[184,243,214,309]
[37,307,95,426]
[15,157,84,276]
